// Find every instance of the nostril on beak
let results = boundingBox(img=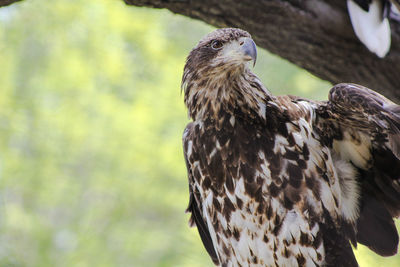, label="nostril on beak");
[239,41,244,46]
